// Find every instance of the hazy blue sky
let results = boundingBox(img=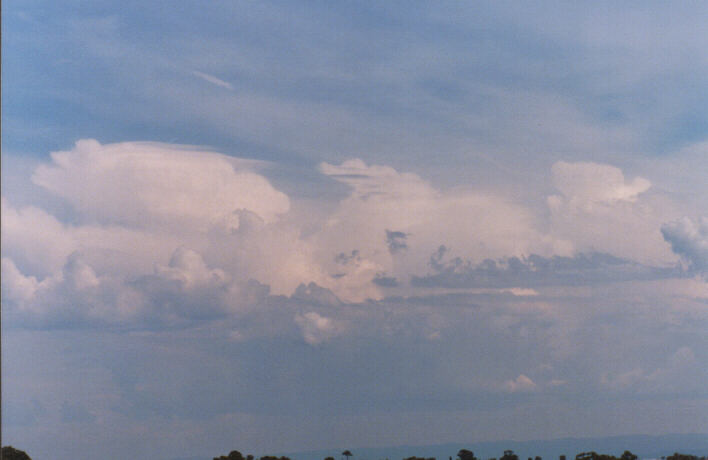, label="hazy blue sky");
[2,2,707,460]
